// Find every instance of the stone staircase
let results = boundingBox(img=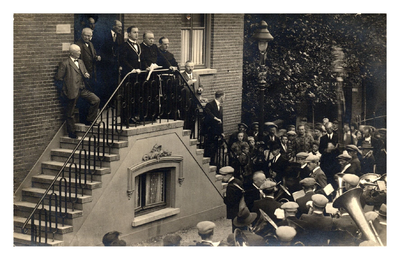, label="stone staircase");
[14,118,217,246]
